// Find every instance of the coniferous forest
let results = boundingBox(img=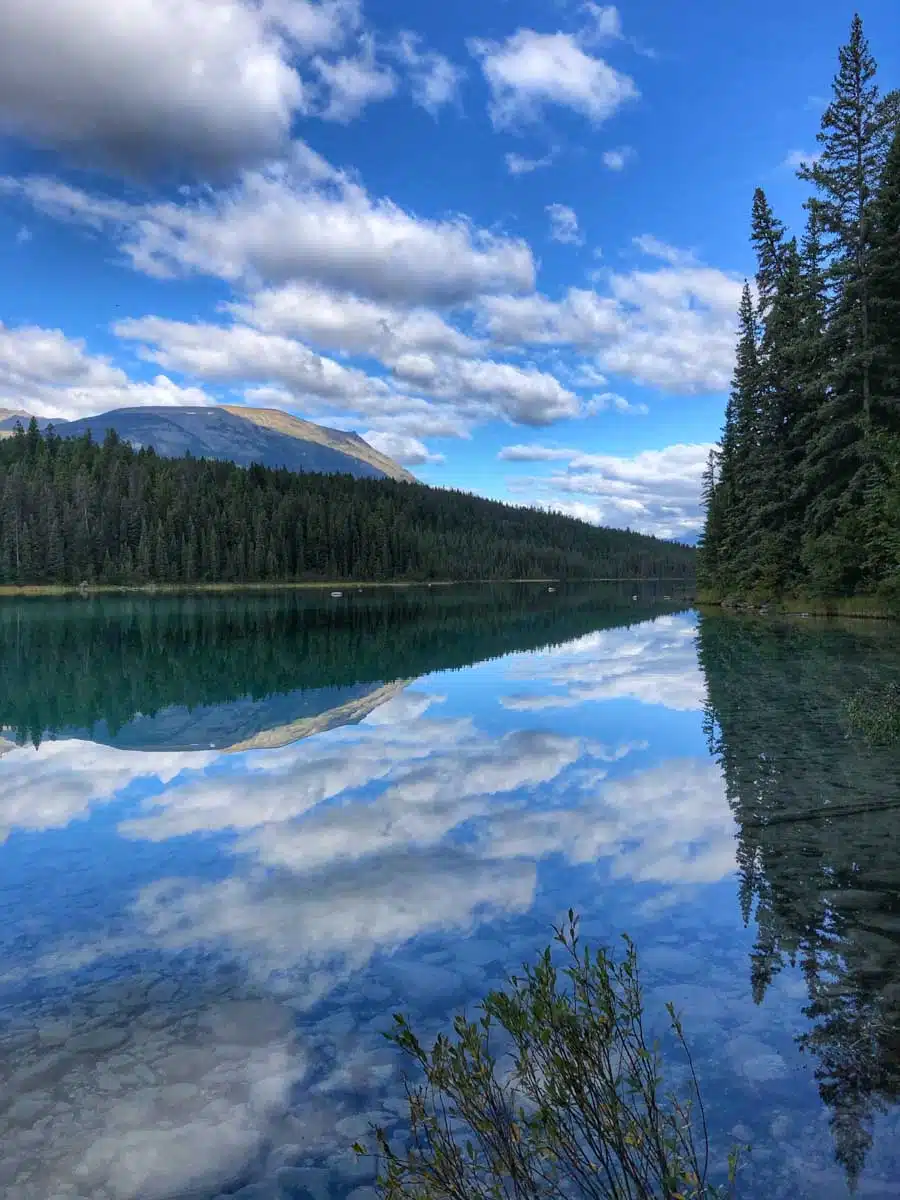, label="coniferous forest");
[698,16,900,601]
[0,422,695,586]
